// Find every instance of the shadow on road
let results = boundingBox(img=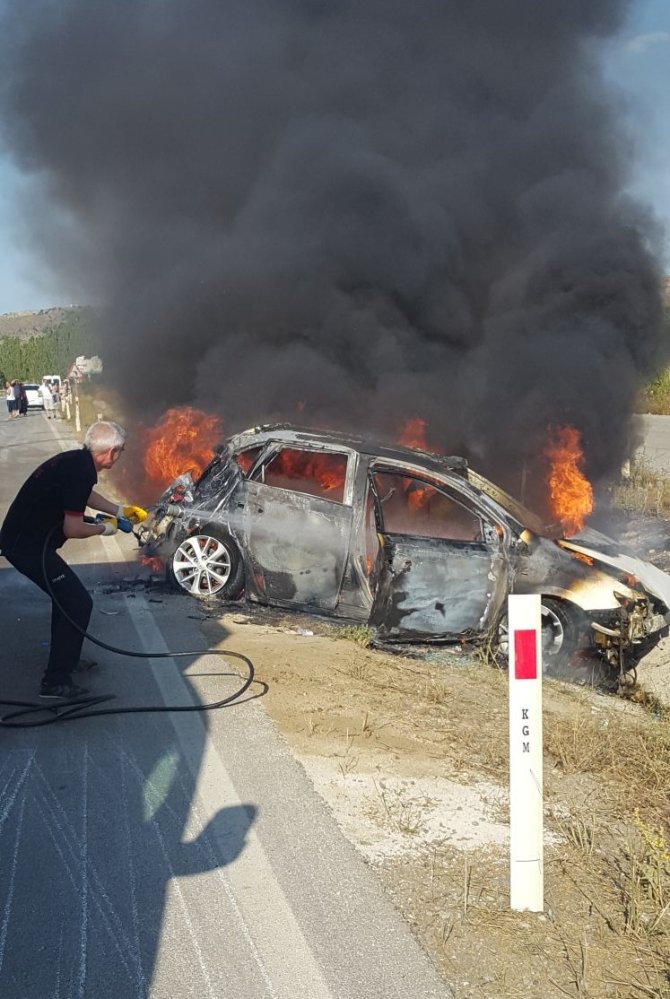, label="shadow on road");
[0,556,257,996]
